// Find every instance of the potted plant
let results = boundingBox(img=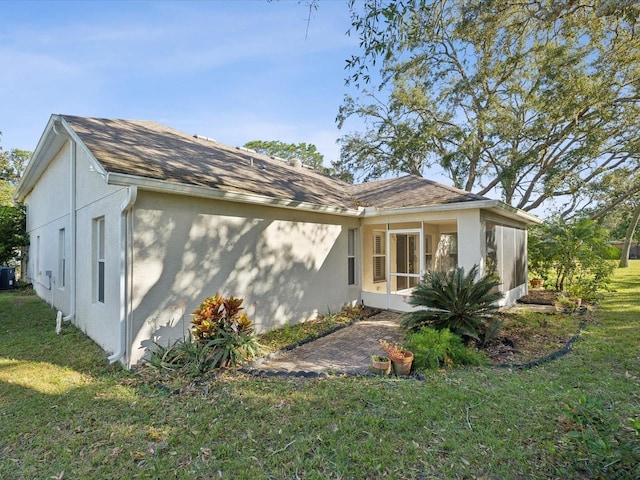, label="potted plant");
[379,339,413,376]
[371,354,391,375]
[530,278,544,289]
[554,294,578,313]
